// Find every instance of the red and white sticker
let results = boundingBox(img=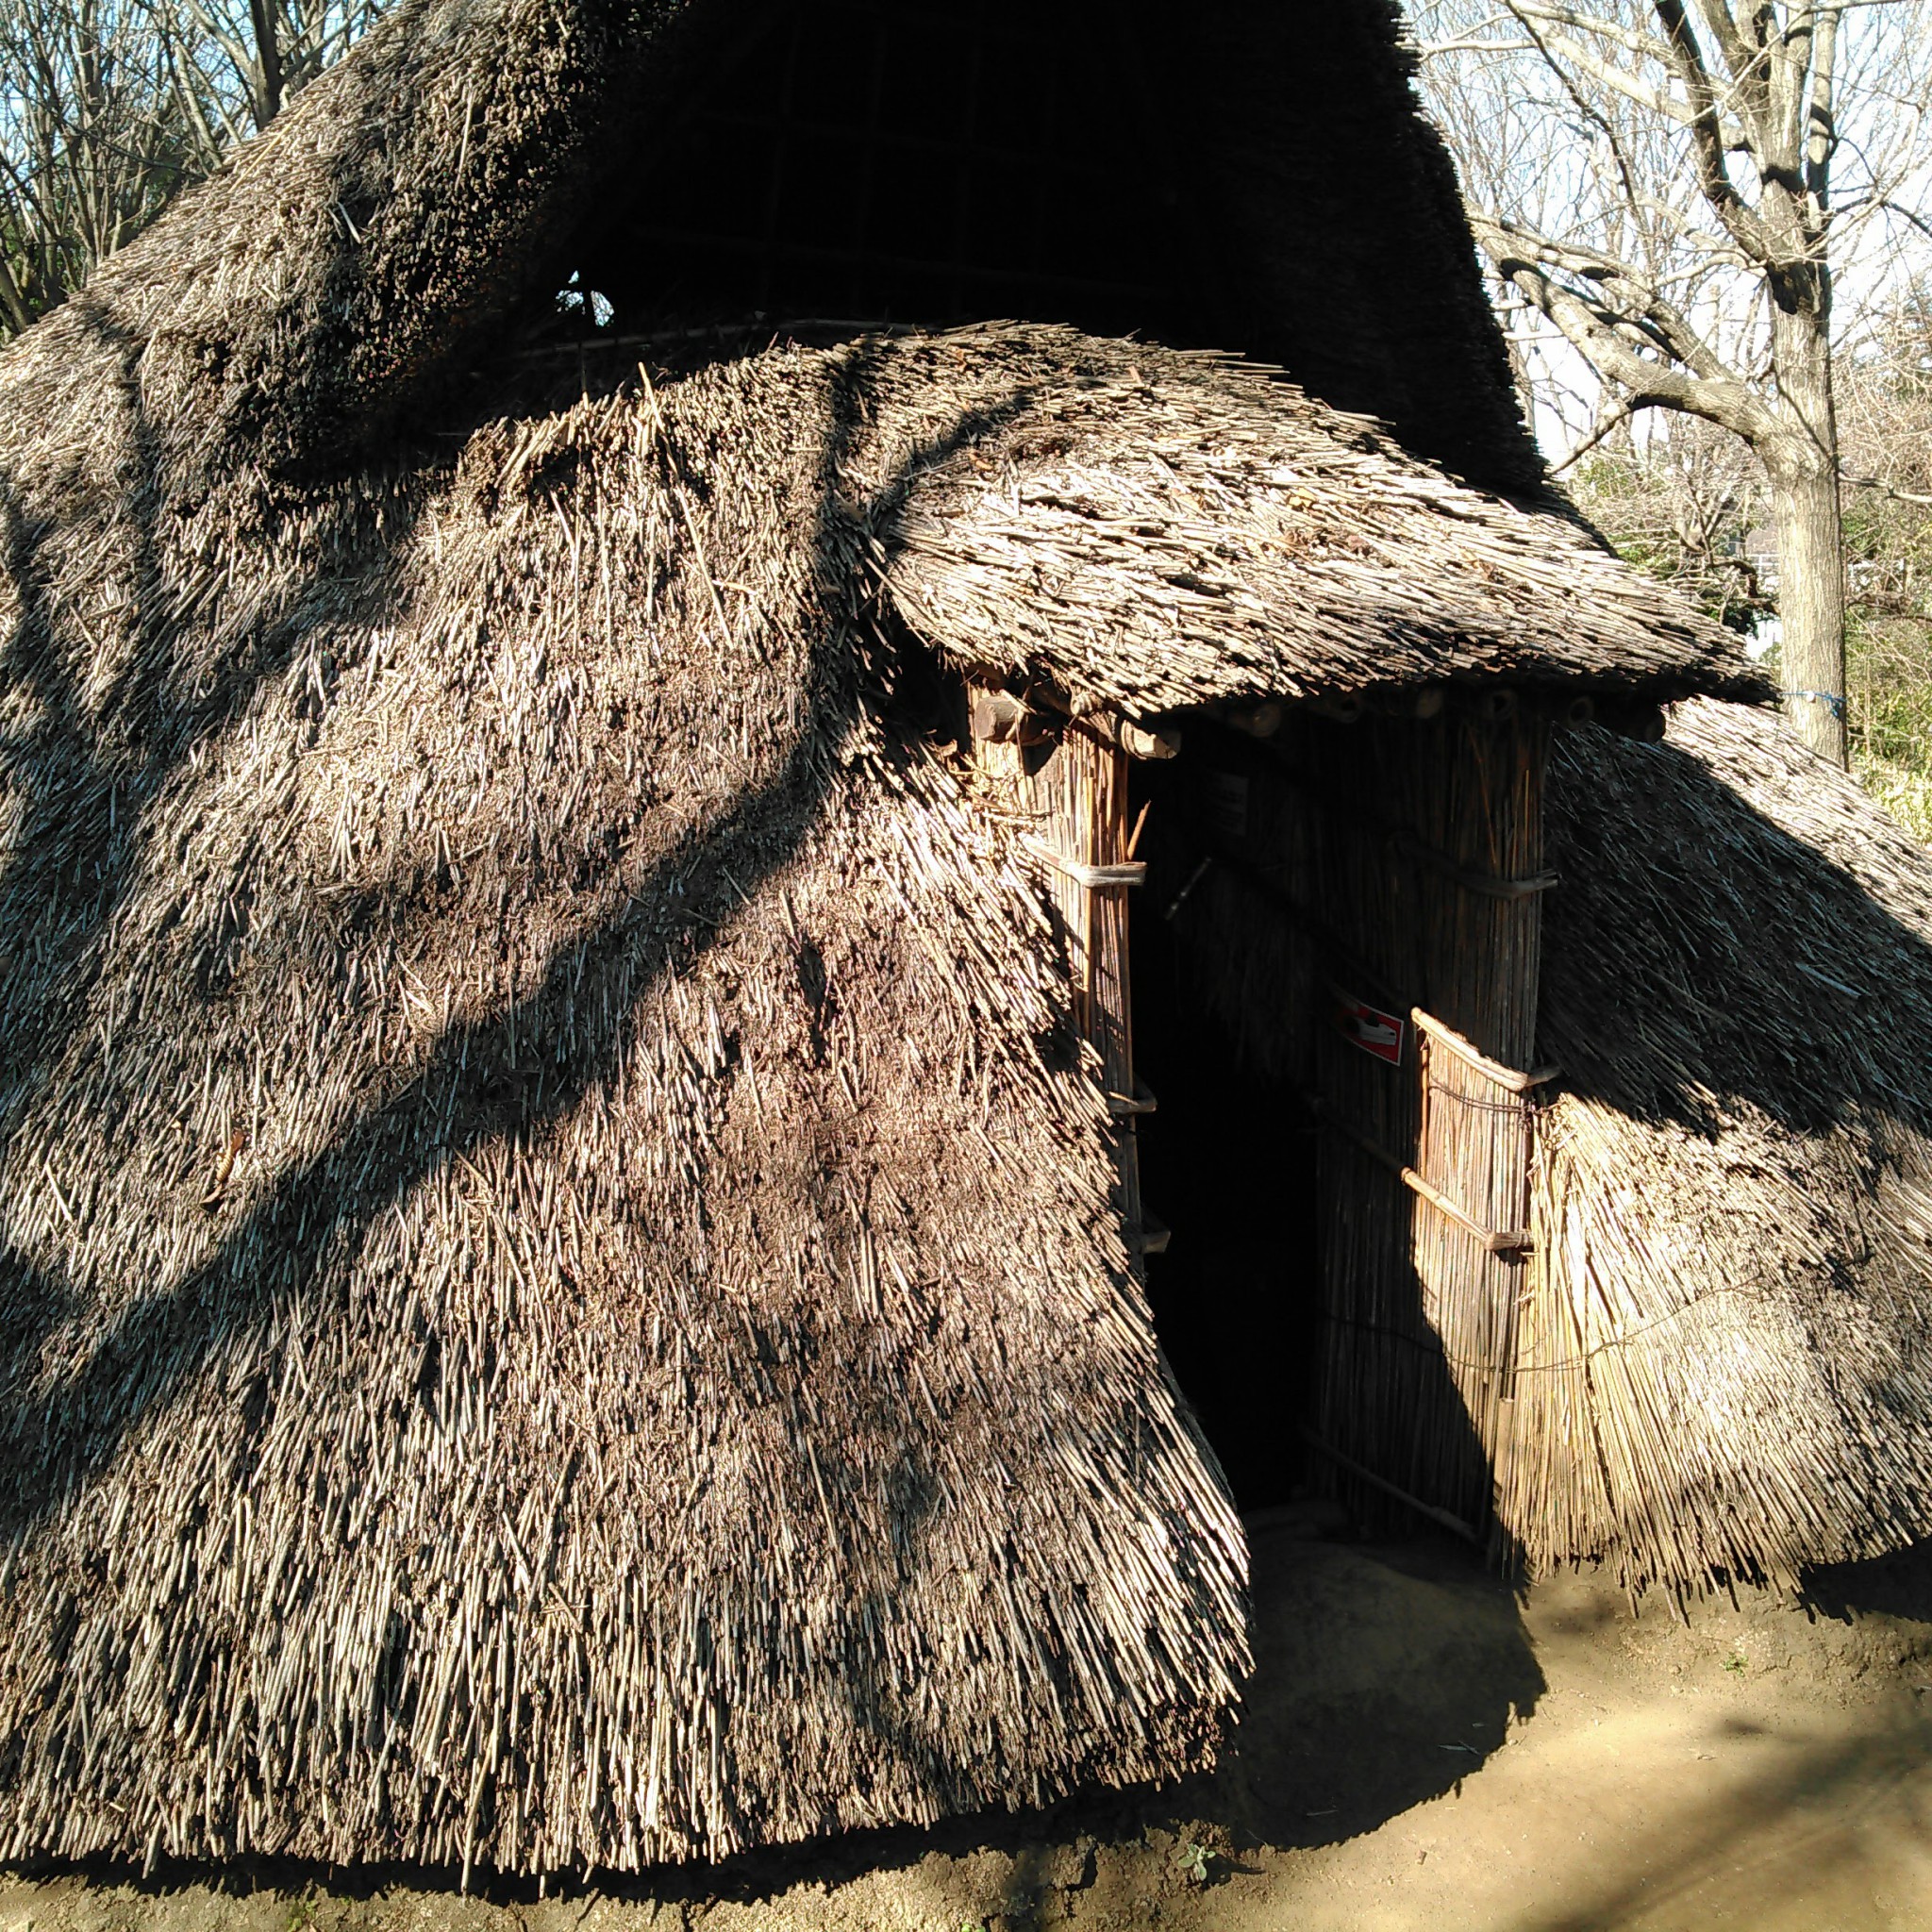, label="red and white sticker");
[1334,992,1405,1065]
